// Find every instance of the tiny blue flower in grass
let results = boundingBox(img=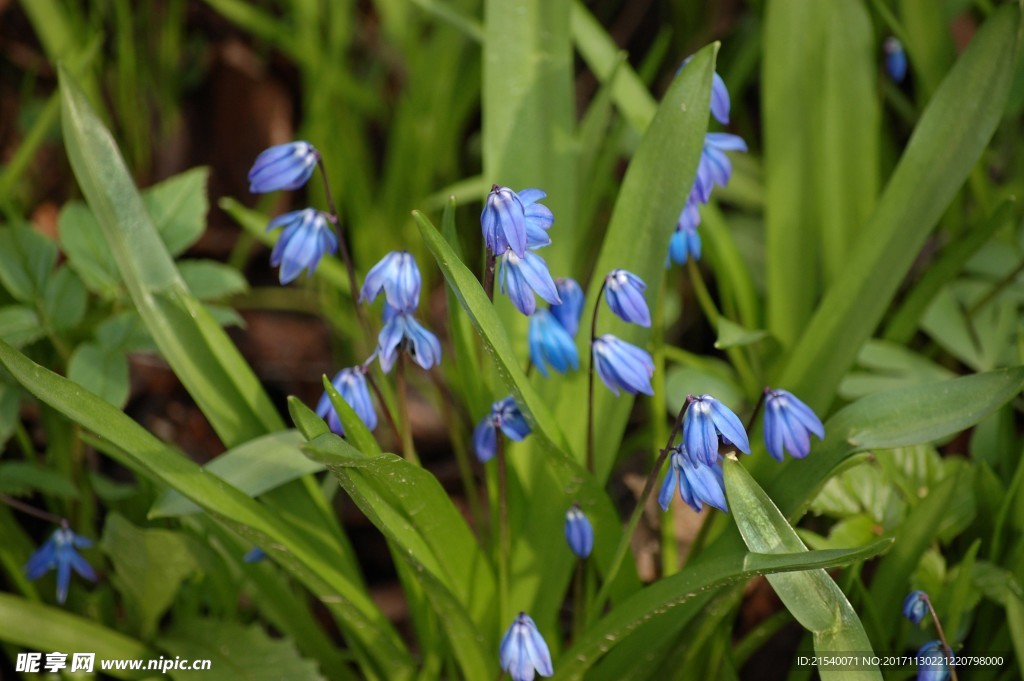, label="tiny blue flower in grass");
[529,310,579,378]
[360,251,421,312]
[549,278,584,337]
[500,612,553,681]
[473,396,531,462]
[482,186,554,257]
[763,388,825,461]
[917,641,955,681]
[268,209,338,284]
[316,367,378,435]
[680,56,731,125]
[683,394,750,466]
[377,305,442,373]
[500,249,561,316]
[248,141,319,193]
[243,547,267,563]
[604,269,651,327]
[564,505,594,559]
[884,36,908,83]
[25,526,96,604]
[693,133,748,203]
[903,590,930,625]
[658,447,727,514]
[592,335,654,396]
[668,217,702,266]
